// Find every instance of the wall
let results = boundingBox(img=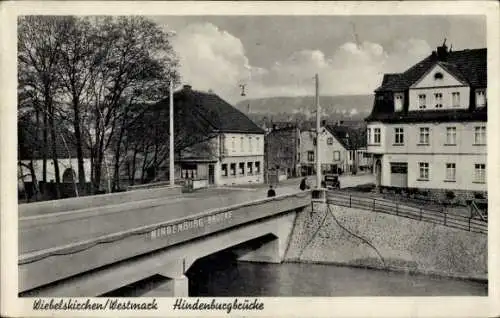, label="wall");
[222,133,264,156]
[265,127,300,176]
[300,128,348,172]
[380,153,487,192]
[381,122,486,156]
[285,204,487,280]
[219,156,264,186]
[409,63,470,111]
[19,158,92,183]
